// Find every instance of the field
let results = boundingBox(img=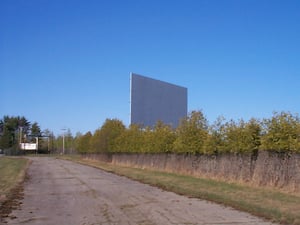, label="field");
[62,155,300,225]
